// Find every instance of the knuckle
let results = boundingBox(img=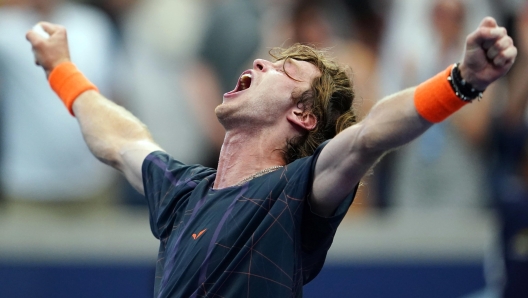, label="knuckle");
[55,27,65,36]
[495,52,507,62]
[498,38,511,49]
